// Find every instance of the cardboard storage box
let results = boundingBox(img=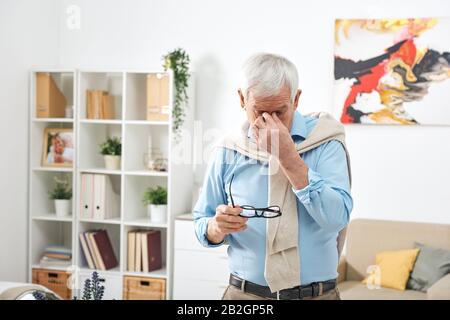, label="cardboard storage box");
[35,73,67,118]
[146,73,170,121]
